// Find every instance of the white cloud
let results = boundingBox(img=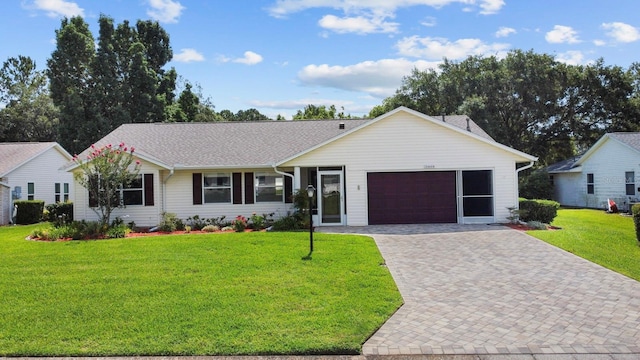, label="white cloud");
[173,48,204,63]
[249,98,354,110]
[268,0,506,18]
[147,0,185,24]
[545,25,580,44]
[593,39,606,46]
[396,36,510,60]
[421,16,437,27]
[267,1,504,35]
[556,50,586,65]
[28,0,84,18]
[478,0,504,15]
[495,26,516,38]
[297,58,440,98]
[318,14,399,34]
[233,51,264,65]
[601,22,640,43]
